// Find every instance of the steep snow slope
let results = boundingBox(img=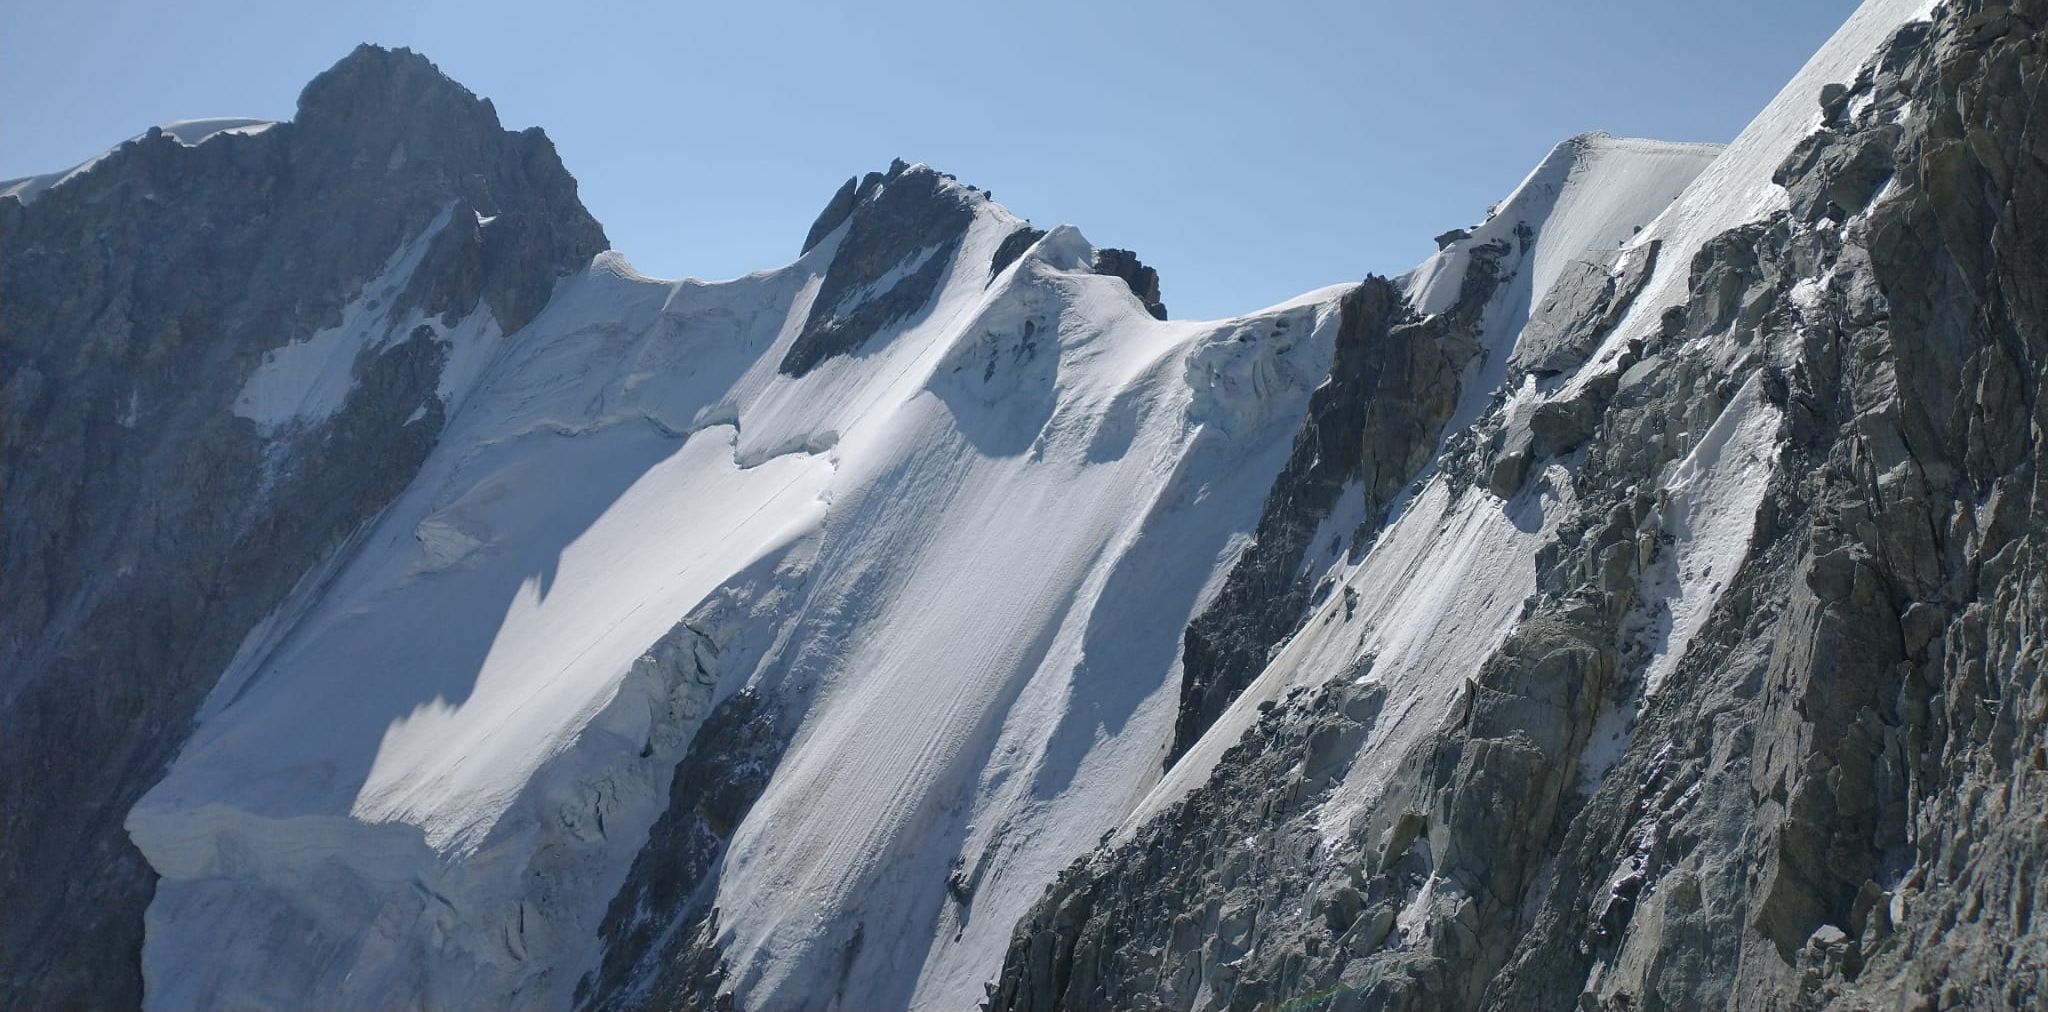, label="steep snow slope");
[1568,0,1941,393]
[125,163,1351,1009]
[126,125,1724,1008]
[700,264,1343,1011]
[1405,133,1719,320]
[5,3,2027,1006]
[1135,131,1723,831]
[1144,0,1934,832]
[113,7,1928,1004]
[2,45,612,1010]
[115,111,1745,1012]
[987,2,1967,1008]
